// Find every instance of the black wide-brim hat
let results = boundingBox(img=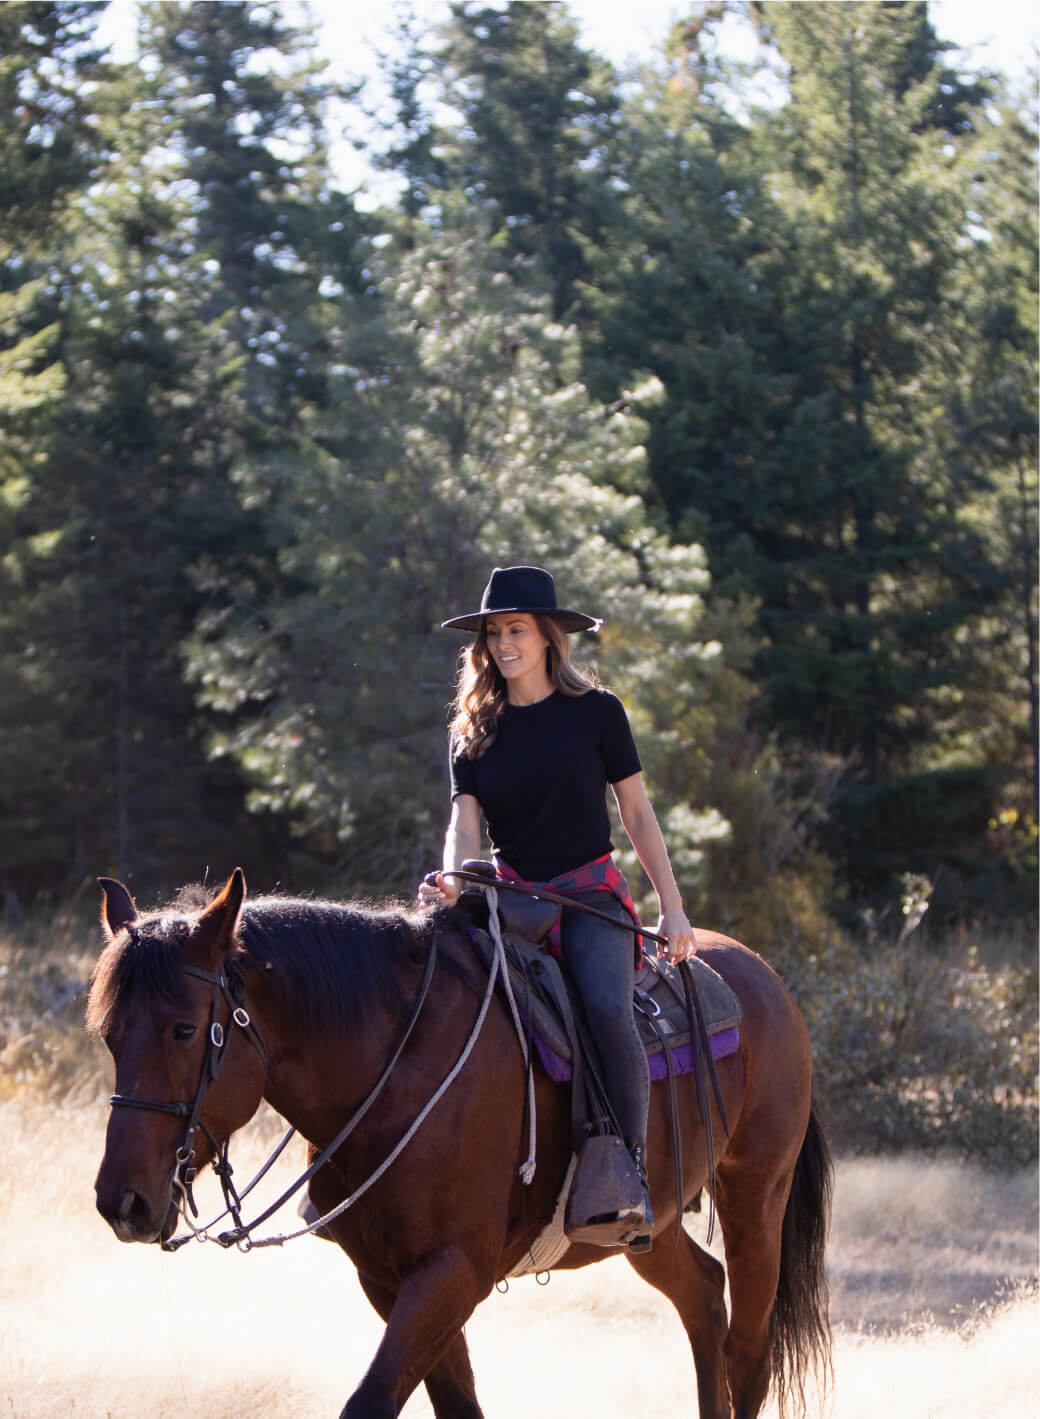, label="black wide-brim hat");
[441,566,601,634]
